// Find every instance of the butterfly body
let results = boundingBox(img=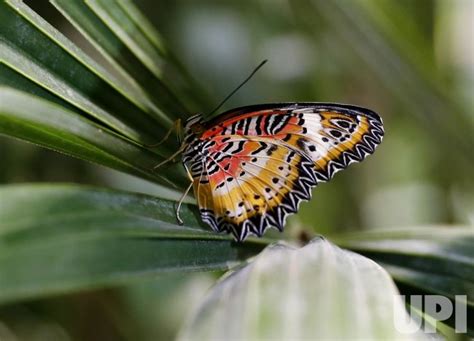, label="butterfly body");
[181,103,384,241]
